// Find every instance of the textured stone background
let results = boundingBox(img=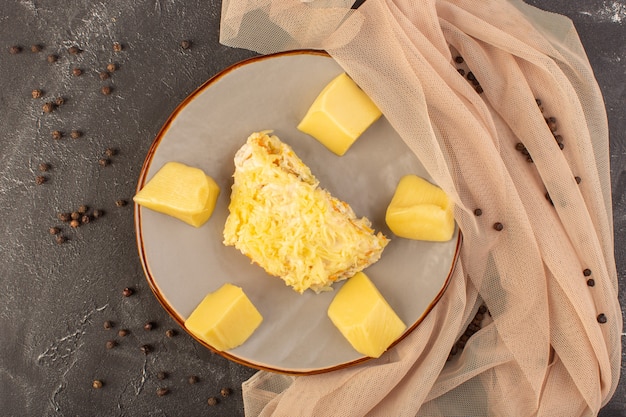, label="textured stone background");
[0,0,623,416]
